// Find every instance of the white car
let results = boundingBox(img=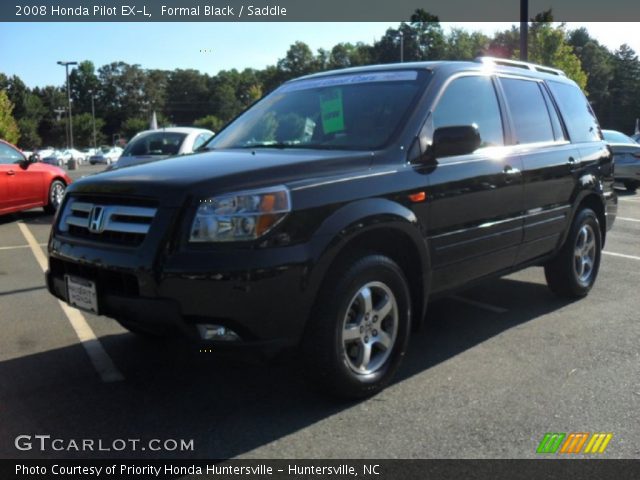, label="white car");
[36,147,56,160]
[41,148,87,167]
[112,127,214,170]
[89,146,123,165]
[61,148,87,164]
